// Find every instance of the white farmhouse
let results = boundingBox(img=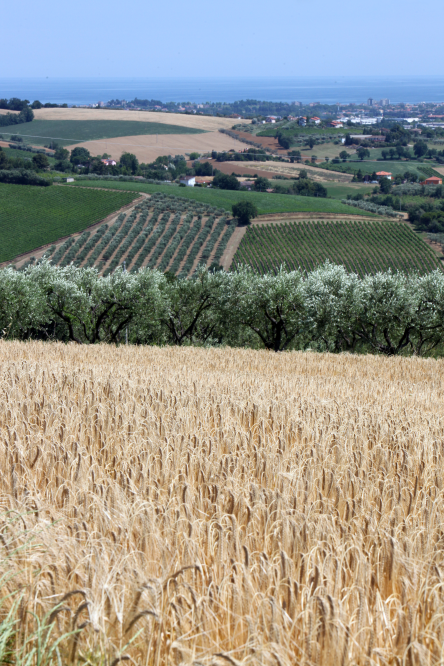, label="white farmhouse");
[180,176,196,187]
